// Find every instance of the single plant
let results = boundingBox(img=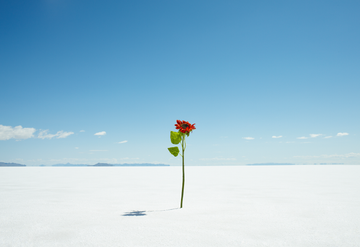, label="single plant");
[168,120,196,208]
